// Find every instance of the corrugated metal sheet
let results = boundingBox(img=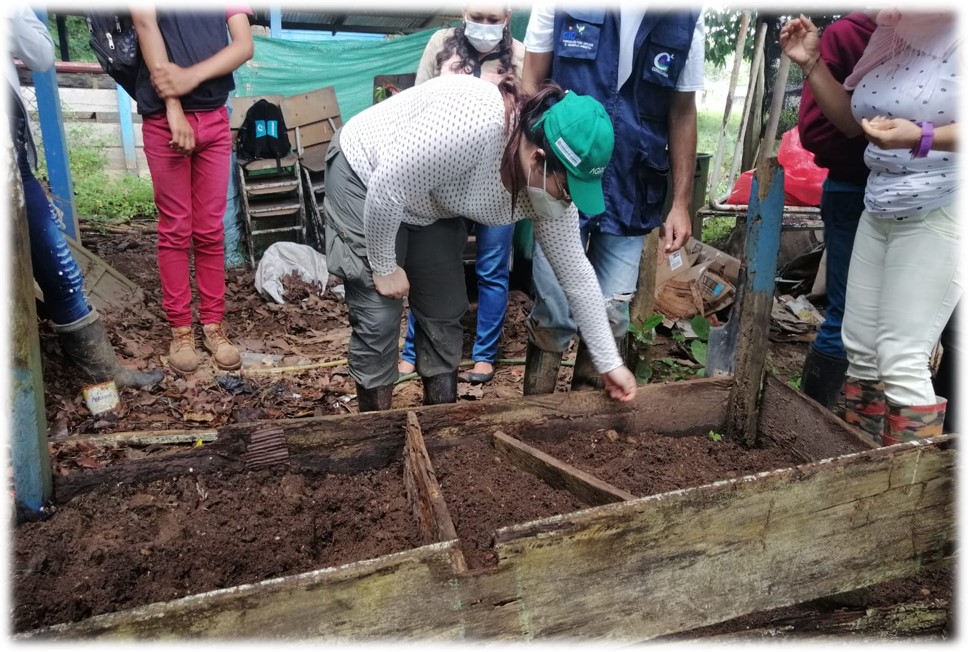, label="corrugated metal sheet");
[252,9,462,35]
